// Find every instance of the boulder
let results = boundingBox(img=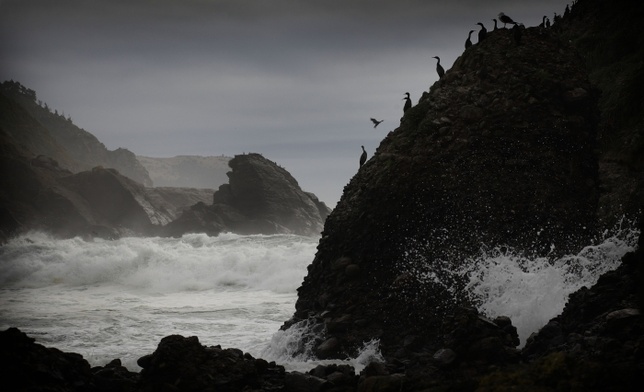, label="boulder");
[137,334,285,392]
